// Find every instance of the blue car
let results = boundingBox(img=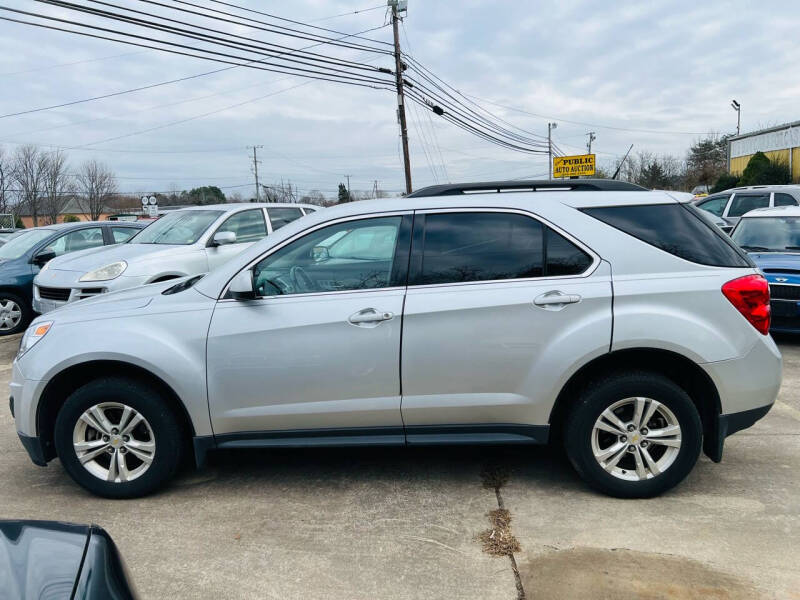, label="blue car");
[0,221,145,335]
[731,205,800,333]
